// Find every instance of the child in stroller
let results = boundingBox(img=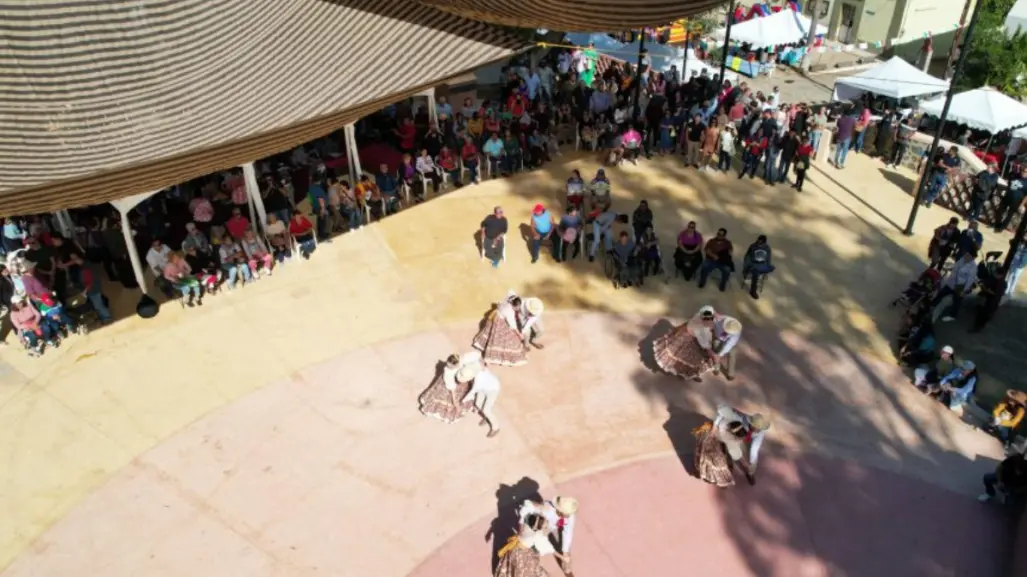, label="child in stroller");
[891,267,941,309]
